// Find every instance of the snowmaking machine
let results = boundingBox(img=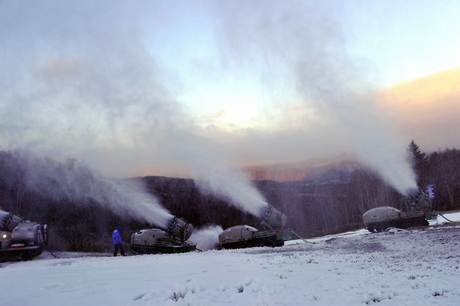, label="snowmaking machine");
[218,204,292,249]
[0,211,48,261]
[363,187,434,232]
[130,216,196,254]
